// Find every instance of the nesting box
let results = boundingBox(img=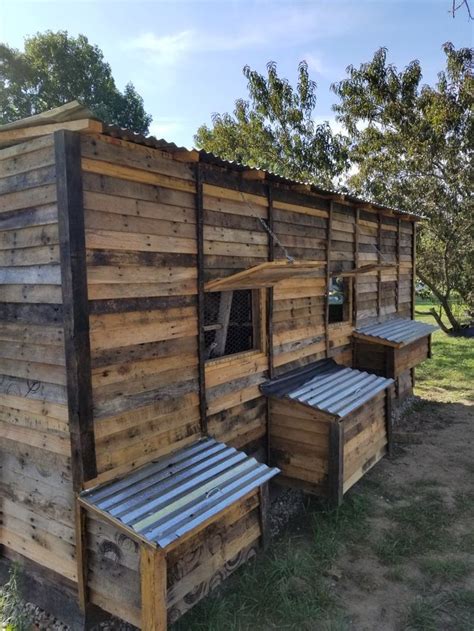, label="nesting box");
[78,438,278,629]
[353,319,437,403]
[262,359,394,504]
